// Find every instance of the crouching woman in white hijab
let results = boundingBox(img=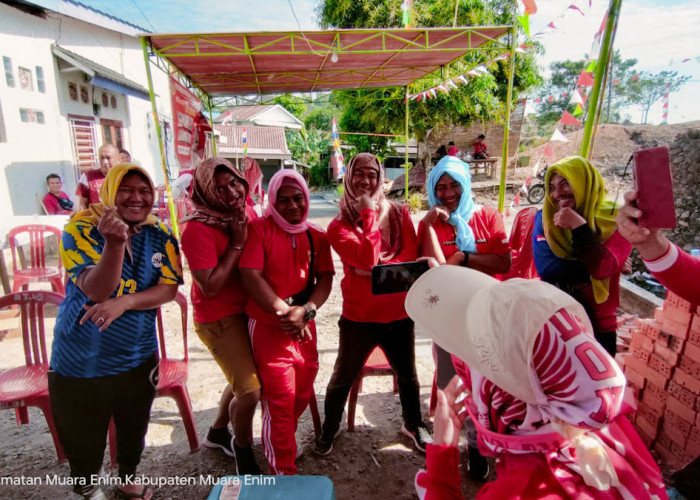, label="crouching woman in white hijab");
[406,266,667,500]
